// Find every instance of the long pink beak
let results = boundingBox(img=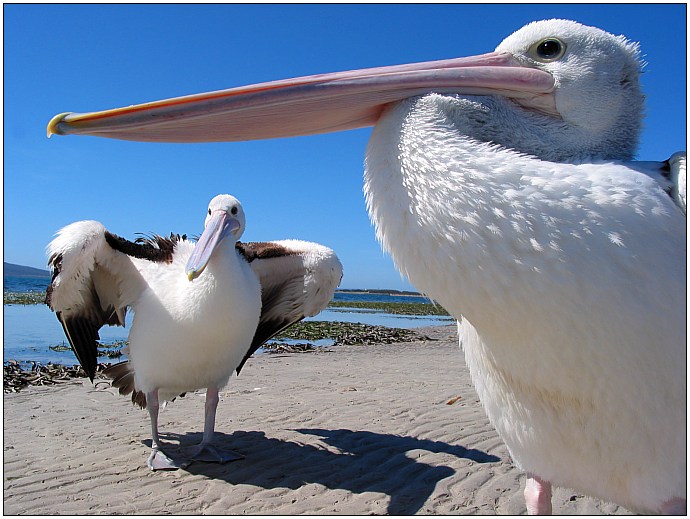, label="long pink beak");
[186,211,240,281]
[47,52,555,143]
